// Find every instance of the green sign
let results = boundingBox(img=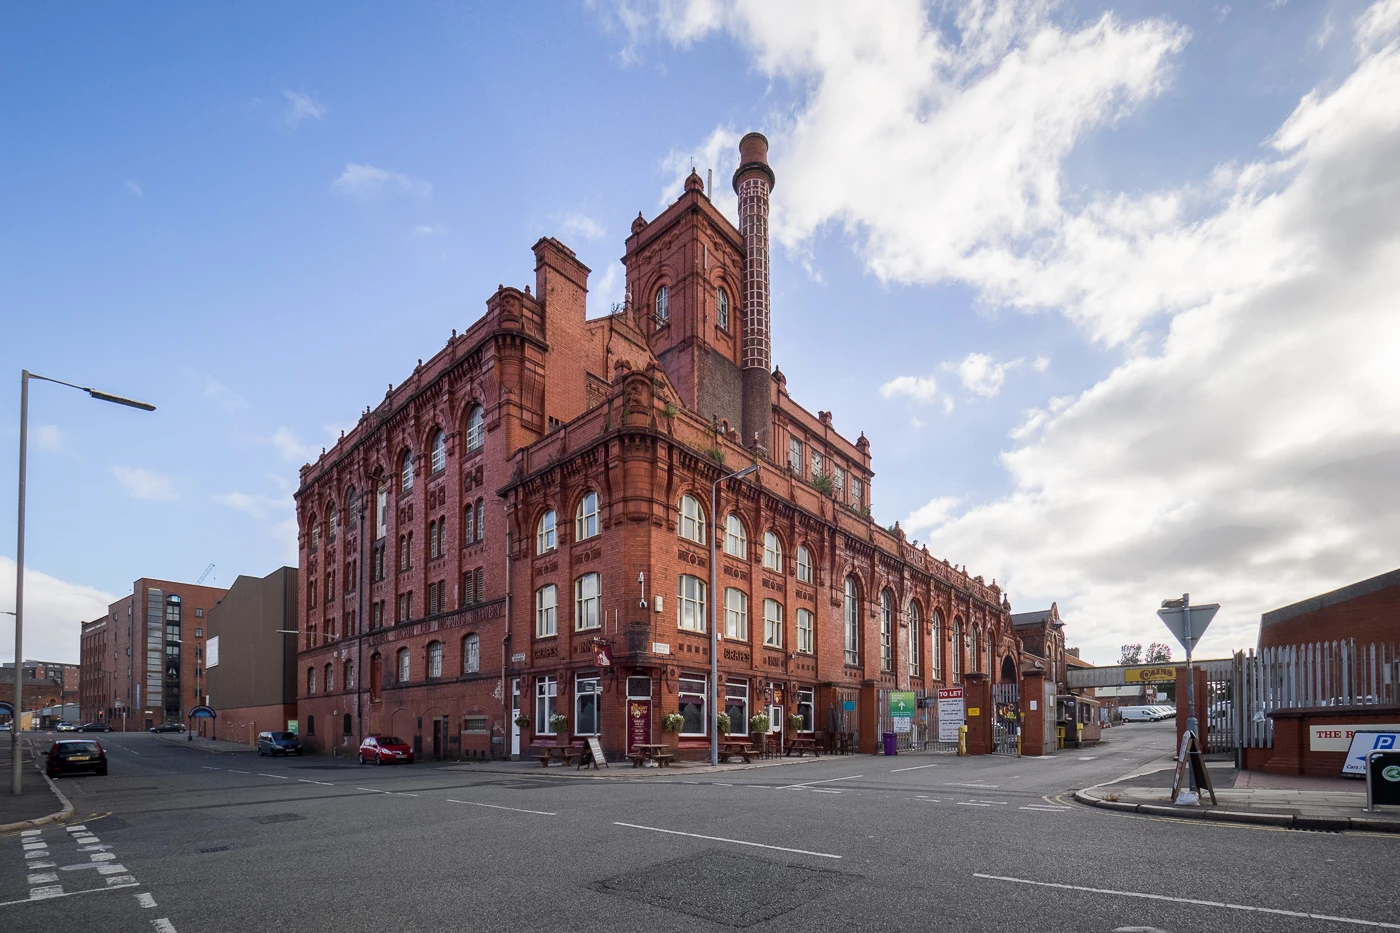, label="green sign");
[287,720,299,735]
[889,692,916,719]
